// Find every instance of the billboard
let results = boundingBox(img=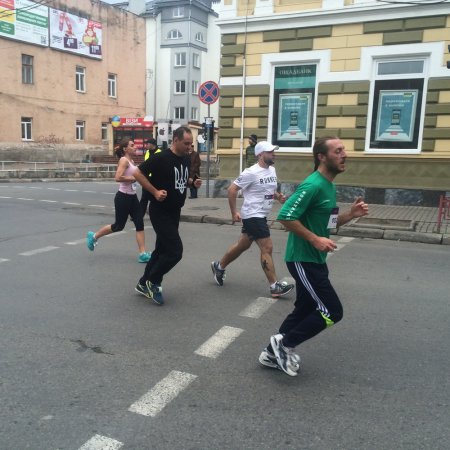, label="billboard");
[0,0,49,46]
[49,7,102,59]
